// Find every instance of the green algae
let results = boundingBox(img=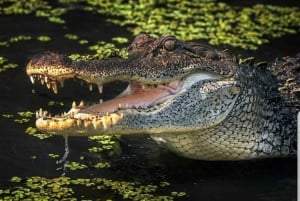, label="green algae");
[48,100,64,106]
[88,135,121,155]
[37,35,51,42]
[13,111,34,124]
[0,56,18,73]
[85,0,300,49]
[65,161,88,170]
[25,126,52,139]
[1,0,299,49]
[0,176,186,200]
